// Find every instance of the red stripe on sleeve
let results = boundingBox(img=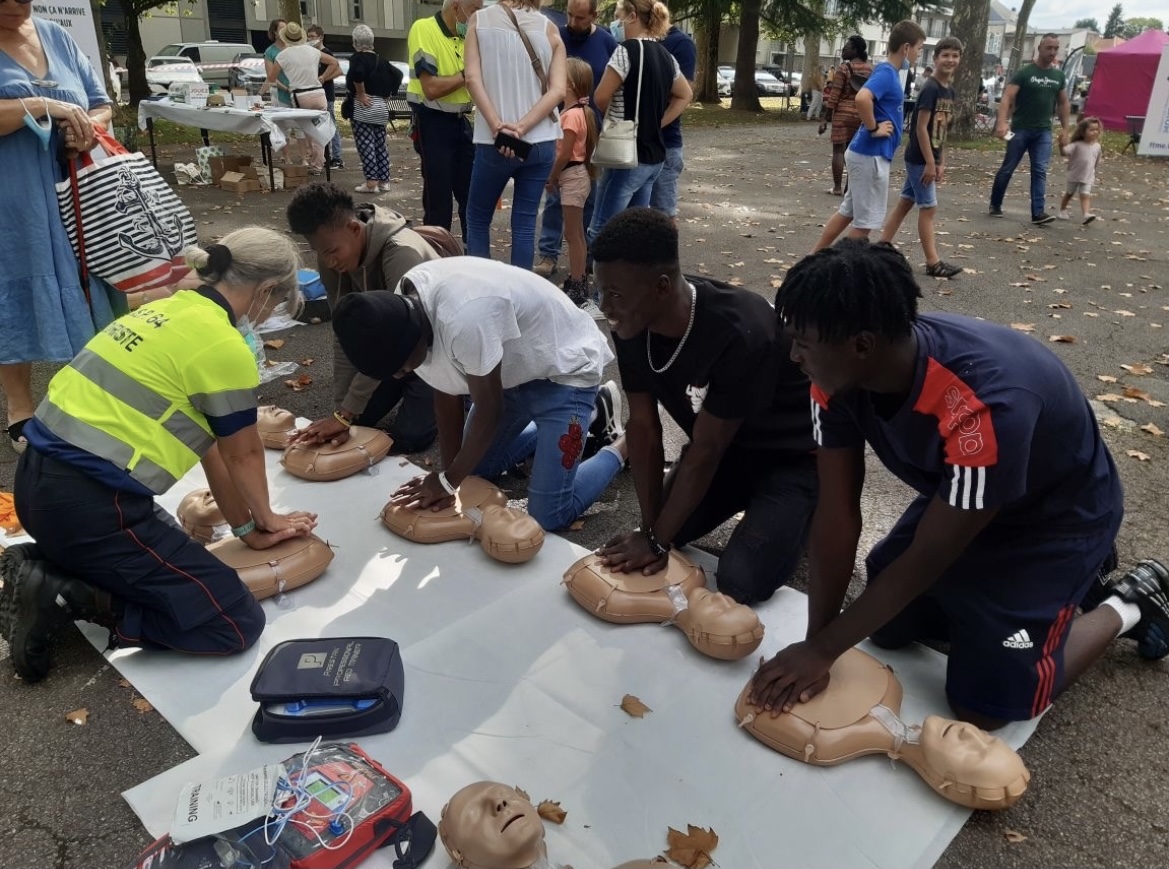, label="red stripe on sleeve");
[810,383,832,410]
[912,357,999,467]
